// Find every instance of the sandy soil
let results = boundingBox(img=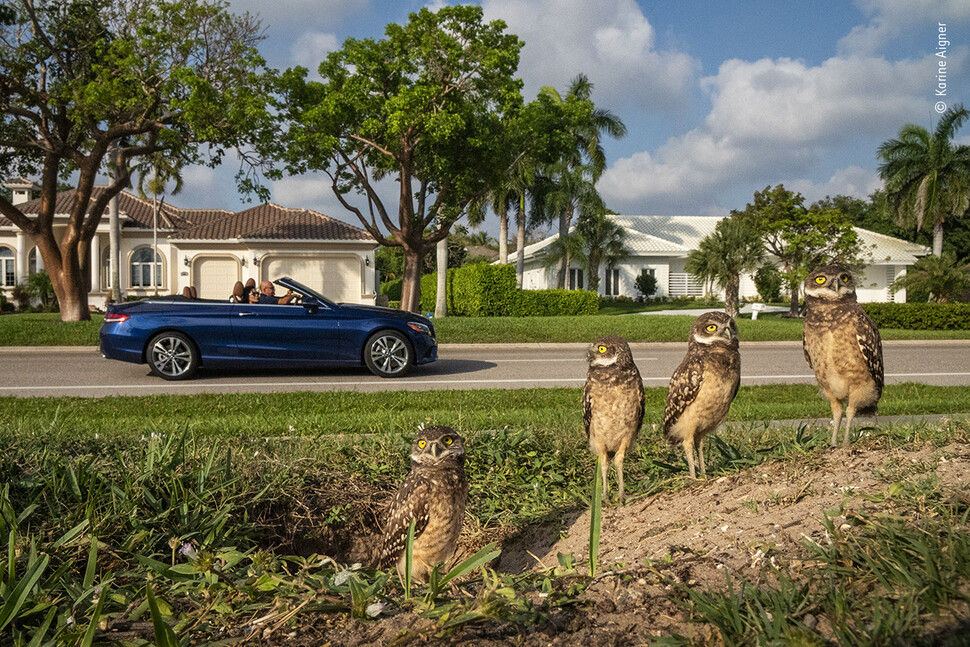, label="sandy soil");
[228,439,970,645]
